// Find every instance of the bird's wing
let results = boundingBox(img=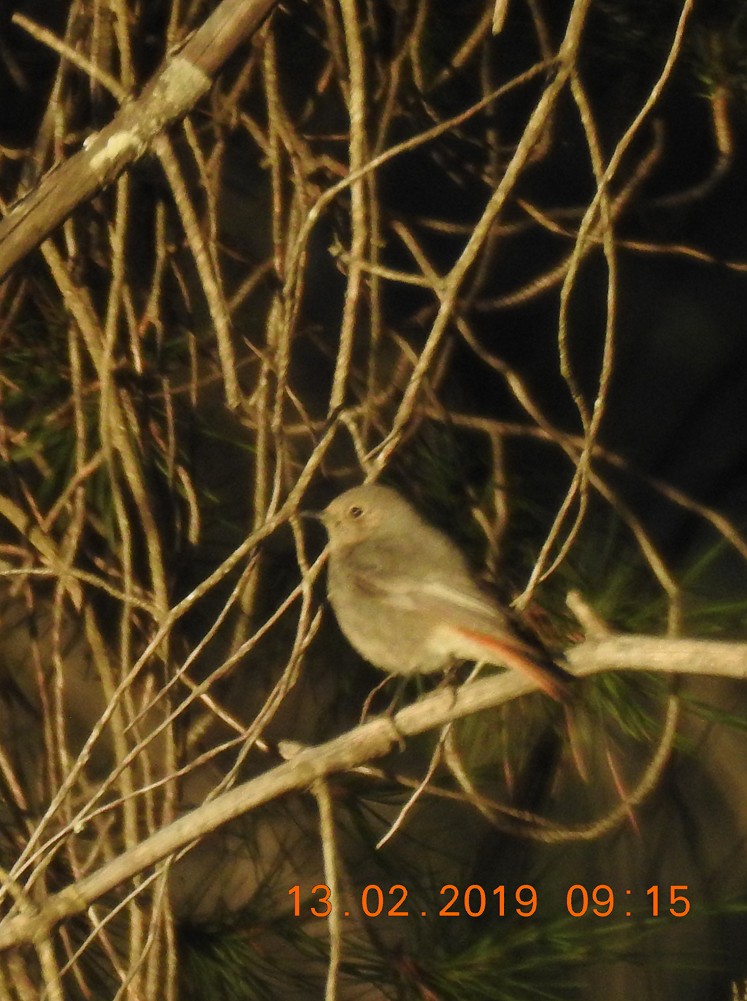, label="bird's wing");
[374,572,543,650]
[418,578,504,620]
[343,562,568,697]
[342,563,421,608]
[418,580,570,697]
[347,564,509,627]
